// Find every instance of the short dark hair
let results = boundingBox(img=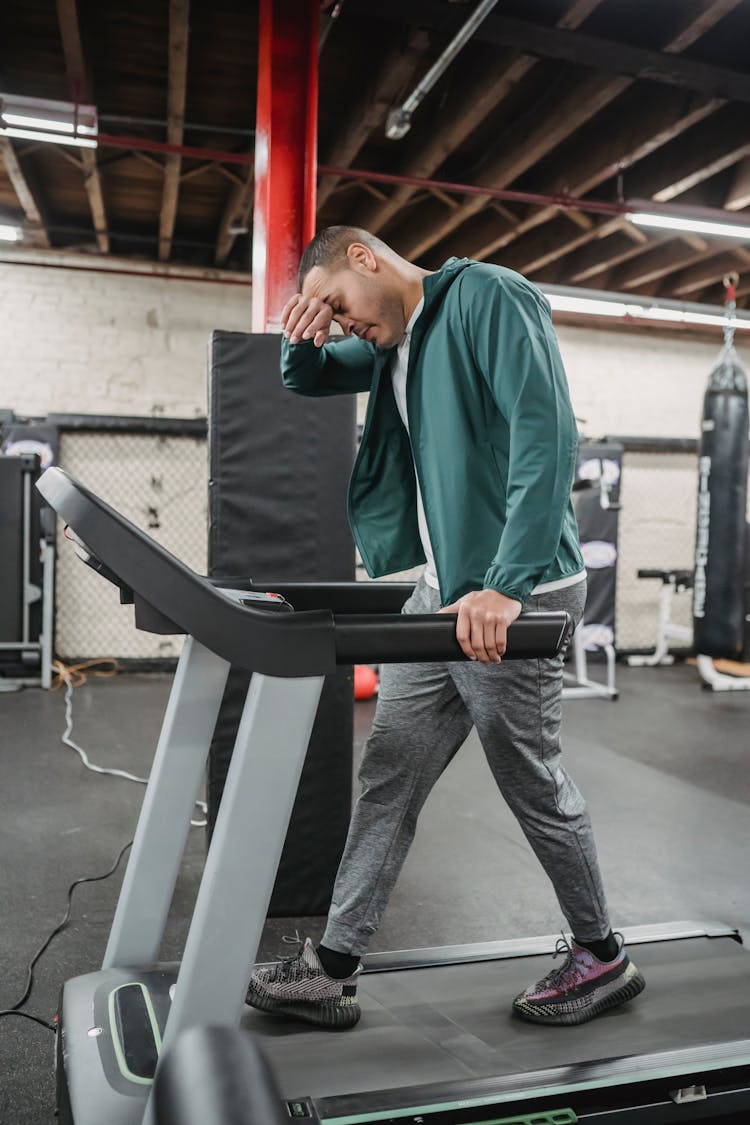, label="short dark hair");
[297,226,387,291]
